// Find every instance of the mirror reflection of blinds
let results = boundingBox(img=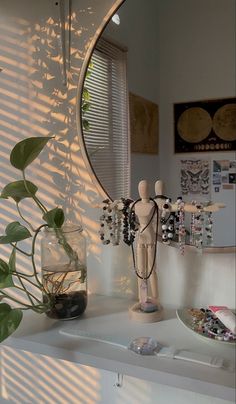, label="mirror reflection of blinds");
[83,38,130,199]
